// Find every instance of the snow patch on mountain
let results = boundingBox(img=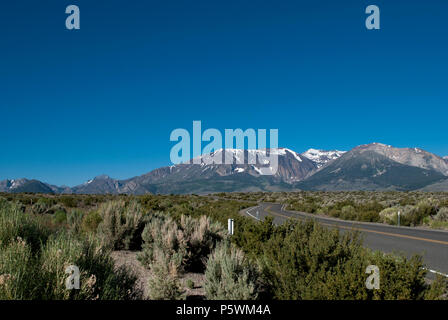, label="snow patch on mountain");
[7,179,28,190]
[283,148,303,162]
[301,149,346,168]
[190,148,303,165]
